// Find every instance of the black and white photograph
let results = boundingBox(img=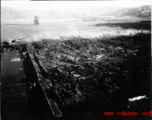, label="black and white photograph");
[1,0,151,120]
